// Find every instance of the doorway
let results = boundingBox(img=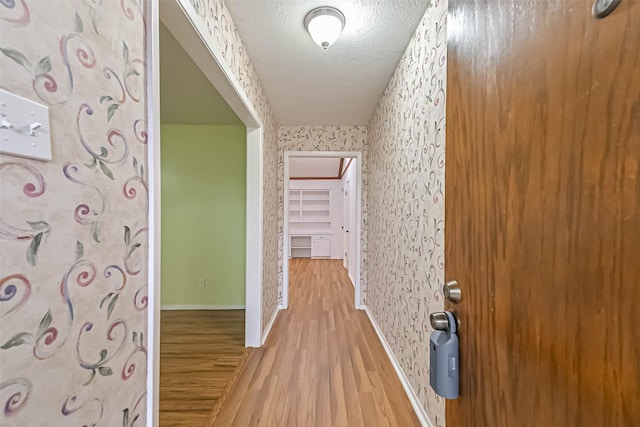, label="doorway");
[157,20,247,426]
[343,176,350,274]
[341,161,357,285]
[148,1,265,424]
[282,151,363,310]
